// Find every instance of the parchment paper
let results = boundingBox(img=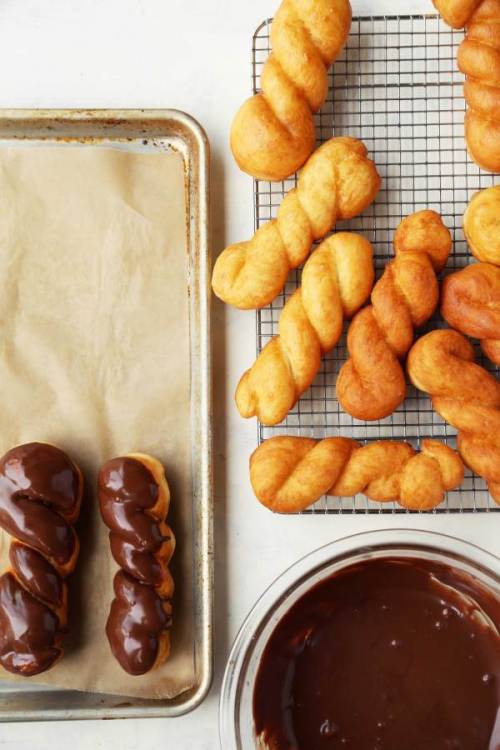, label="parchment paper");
[0,145,195,699]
